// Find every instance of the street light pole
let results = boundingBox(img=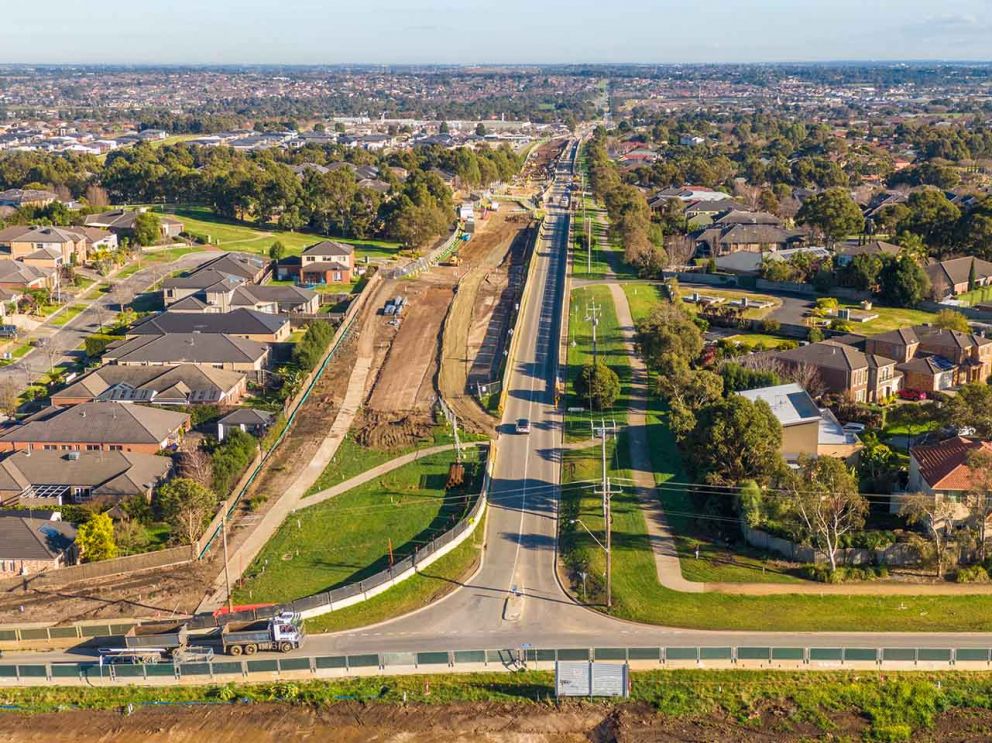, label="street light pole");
[222,510,233,614]
[590,420,620,609]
